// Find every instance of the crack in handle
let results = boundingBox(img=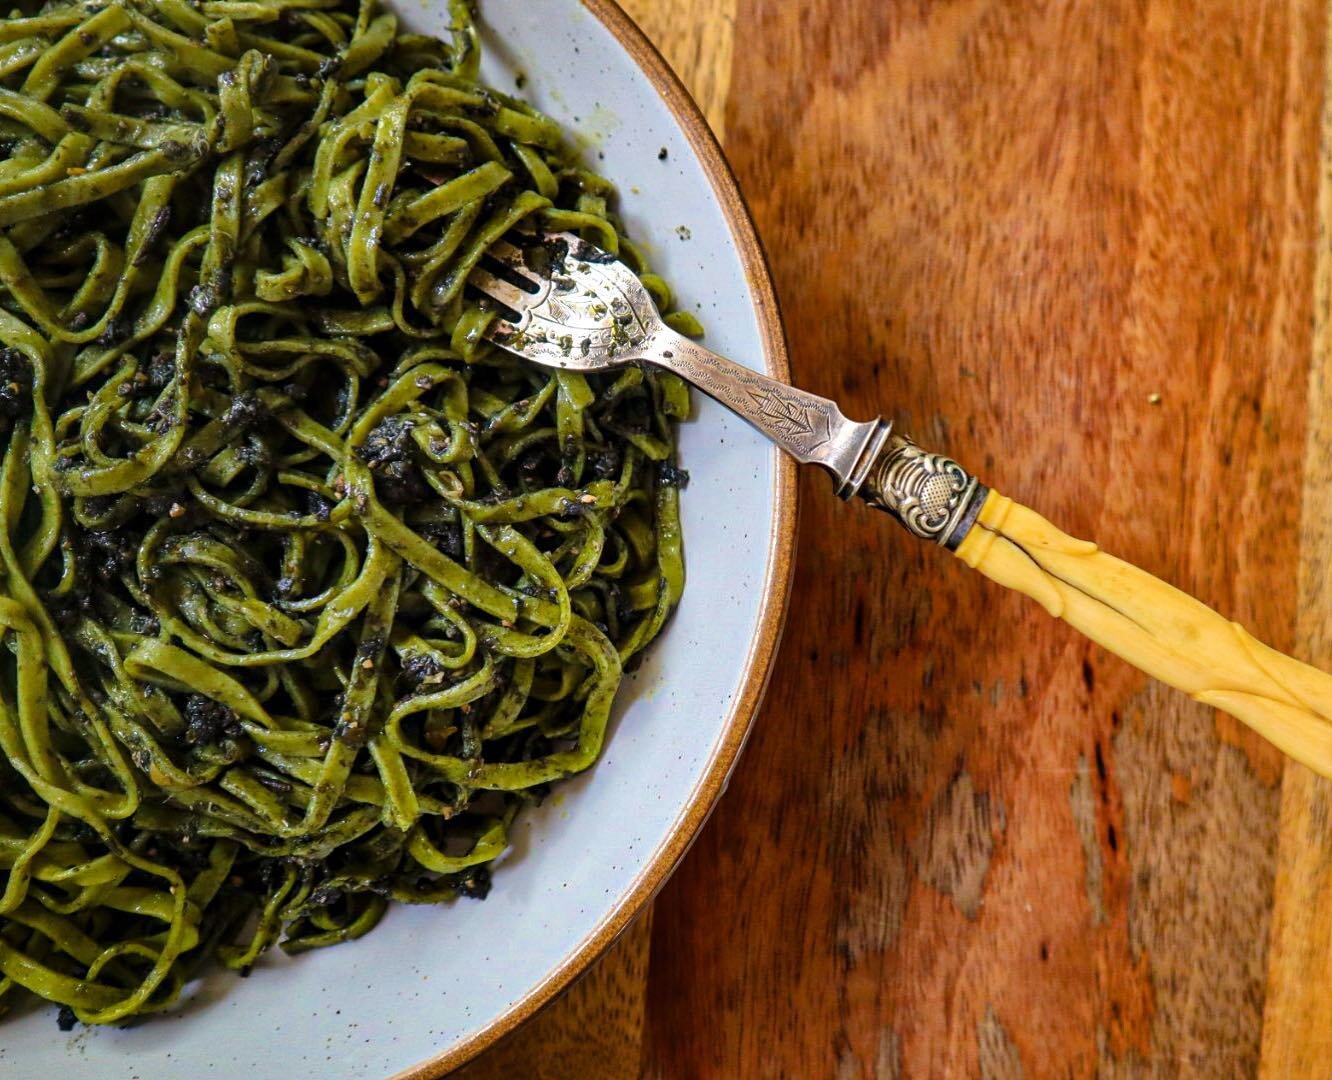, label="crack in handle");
[954,490,1332,779]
